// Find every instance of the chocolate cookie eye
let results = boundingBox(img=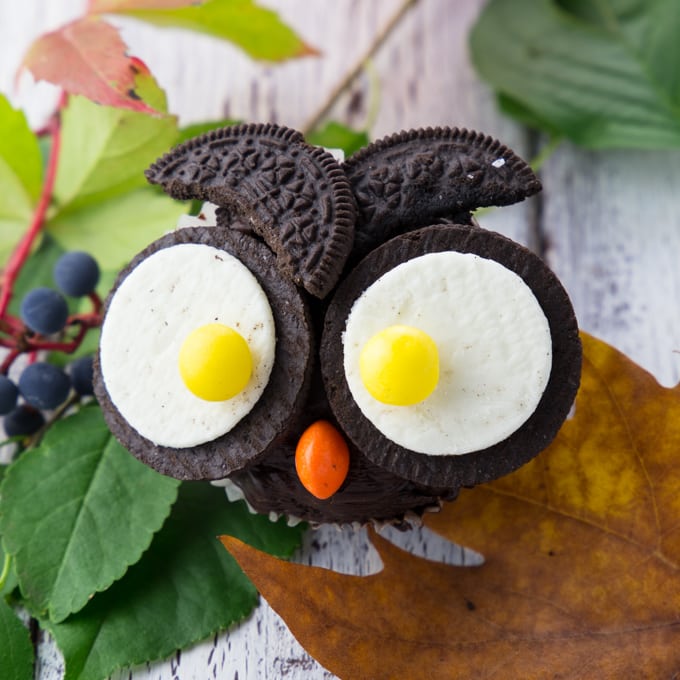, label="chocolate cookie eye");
[343,249,553,455]
[94,227,313,481]
[100,242,276,449]
[321,224,581,490]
